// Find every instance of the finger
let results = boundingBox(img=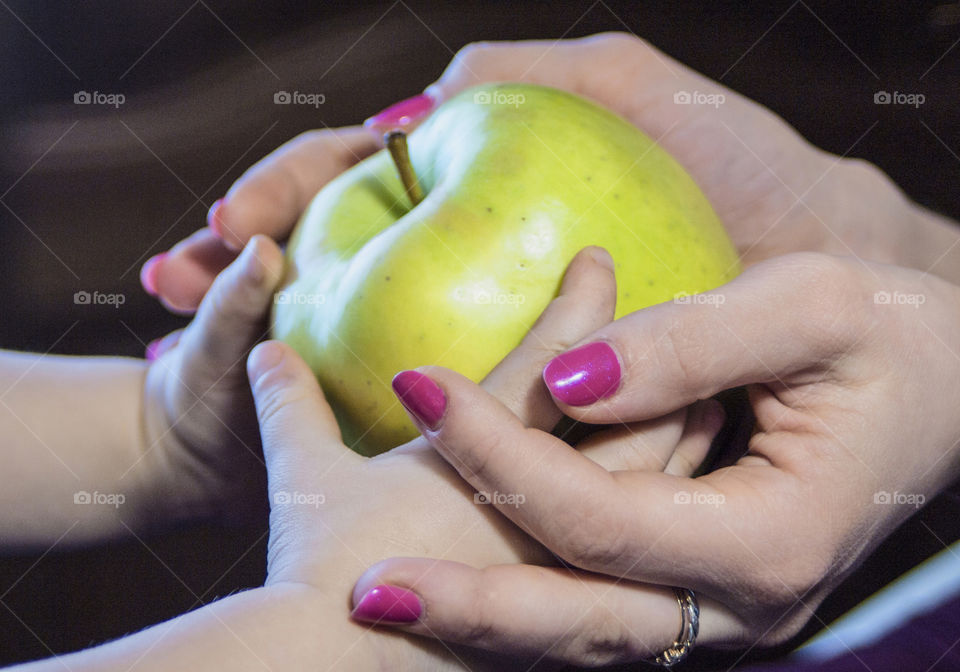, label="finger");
[575,408,686,472]
[479,246,617,432]
[145,228,238,314]
[216,126,377,250]
[145,329,183,361]
[248,341,361,498]
[541,254,863,425]
[174,235,284,385]
[573,400,722,474]
[664,399,724,477]
[423,39,583,105]
[393,366,733,585]
[352,558,741,667]
[363,93,437,138]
